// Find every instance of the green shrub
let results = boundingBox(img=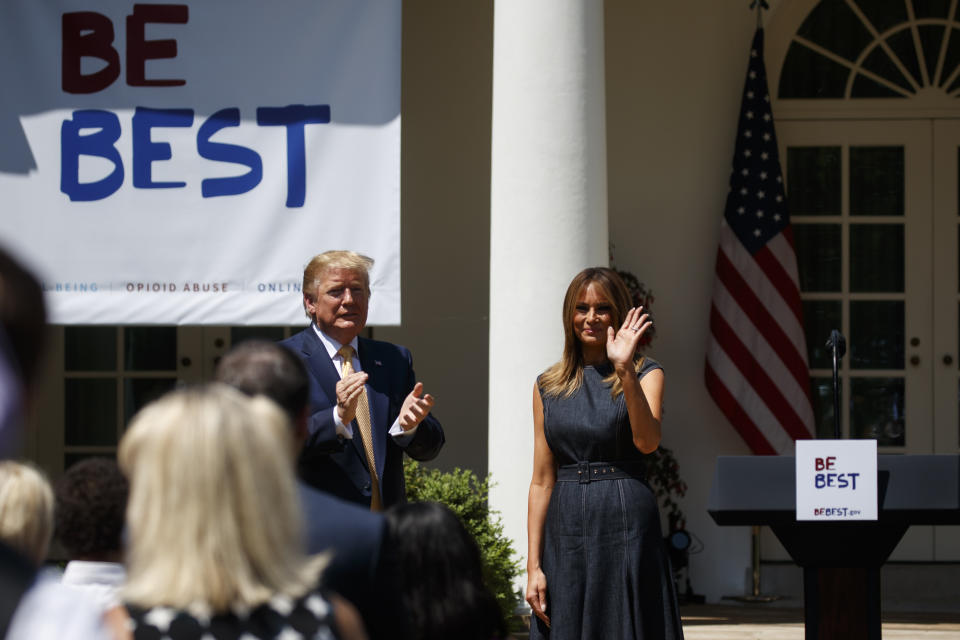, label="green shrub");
[403,460,523,621]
